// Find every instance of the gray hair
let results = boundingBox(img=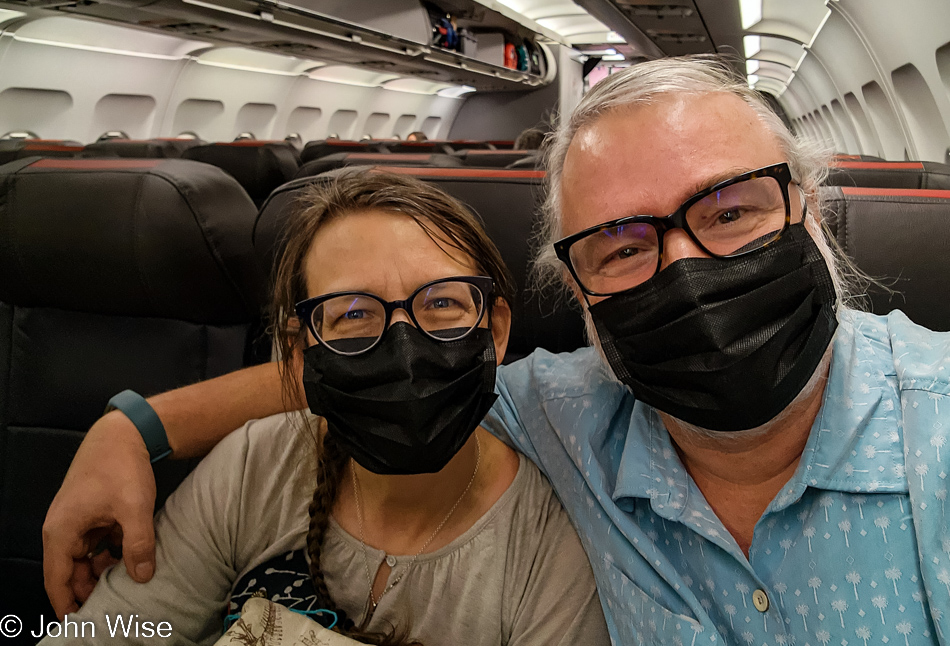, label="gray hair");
[534,55,866,311]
